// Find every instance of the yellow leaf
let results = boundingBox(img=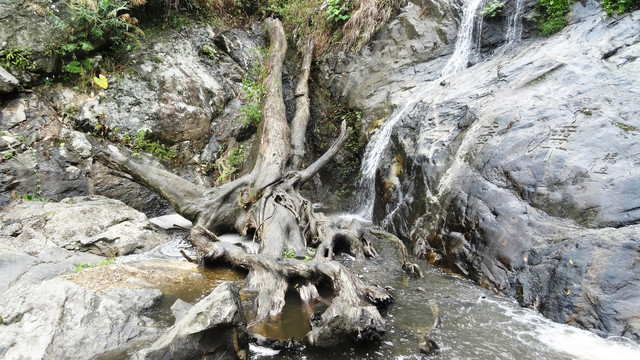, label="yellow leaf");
[566,289,570,295]
[523,257,528,262]
[569,259,573,265]
[93,74,108,89]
